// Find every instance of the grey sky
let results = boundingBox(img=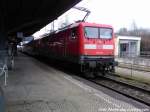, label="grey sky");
[77,0,150,30]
